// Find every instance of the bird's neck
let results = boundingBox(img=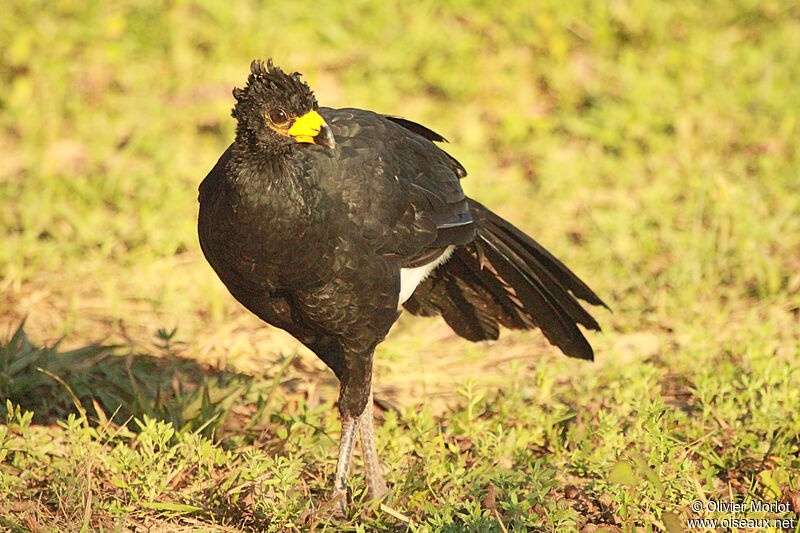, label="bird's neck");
[231,132,292,176]
[228,136,317,218]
